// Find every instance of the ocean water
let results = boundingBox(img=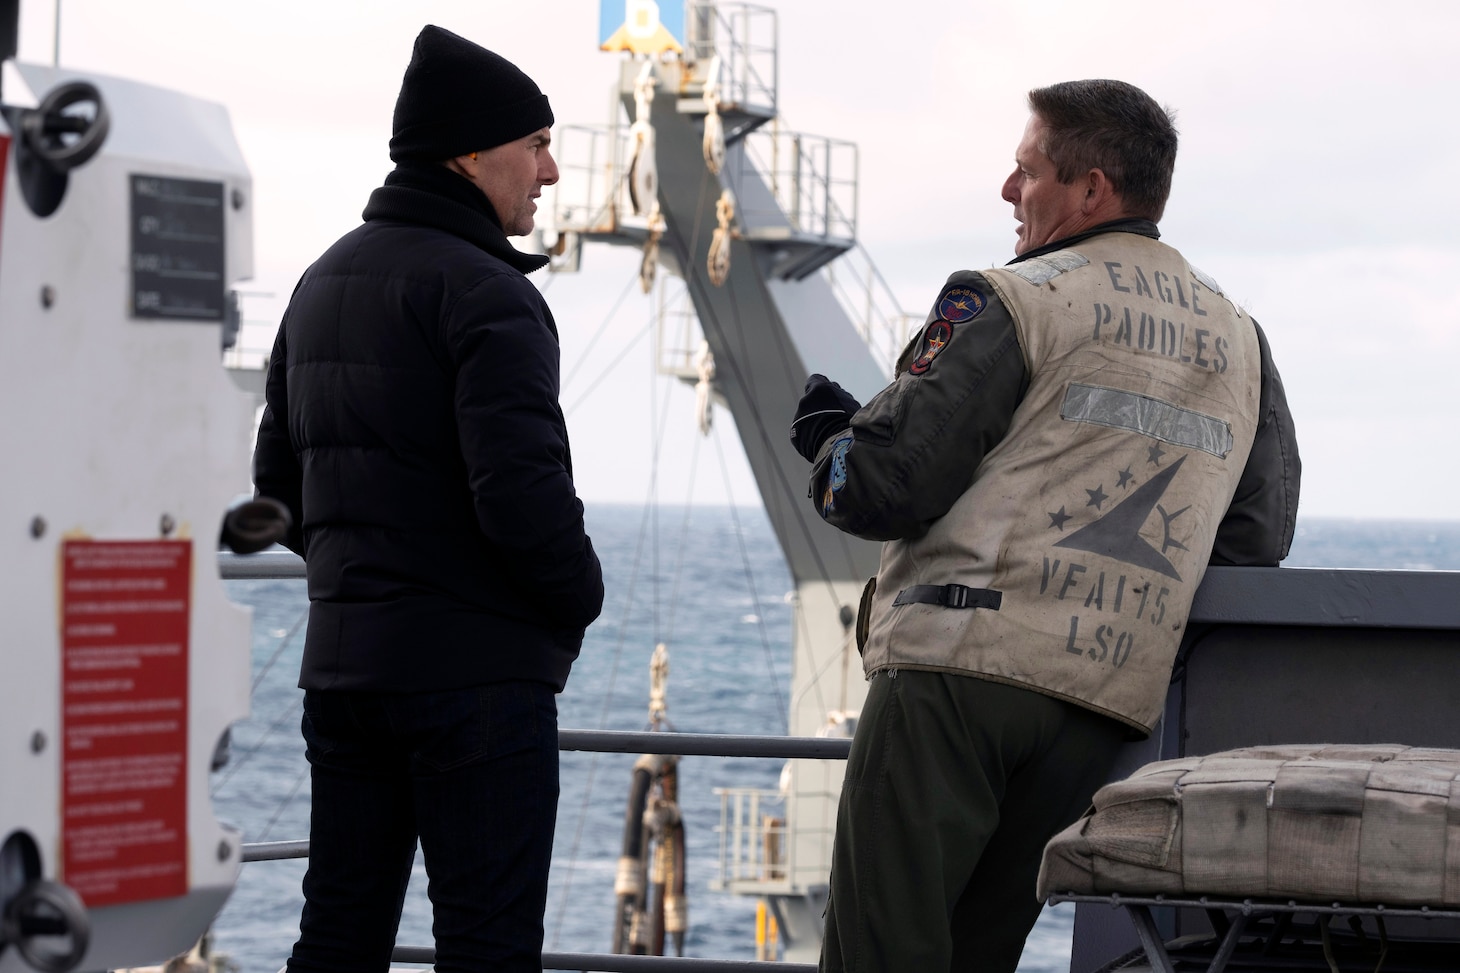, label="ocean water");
[209,508,1460,972]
